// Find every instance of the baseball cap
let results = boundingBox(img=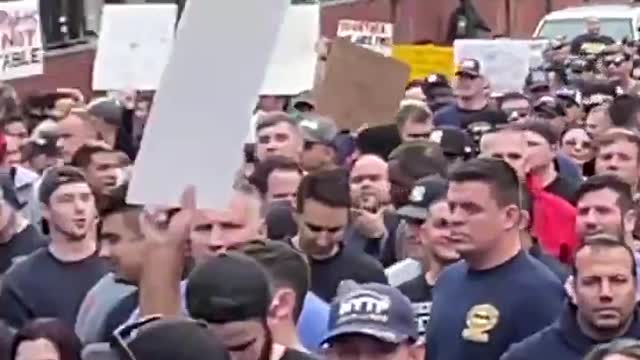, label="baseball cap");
[388,141,447,179]
[421,73,451,95]
[455,58,481,77]
[291,90,316,111]
[321,281,419,346]
[428,127,475,159]
[87,97,124,127]
[396,176,448,221]
[356,124,402,160]
[82,318,230,360]
[533,96,566,119]
[186,253,272,323]
[38,166,88,204]
[298,114,339,146]
[526,69,551,91]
